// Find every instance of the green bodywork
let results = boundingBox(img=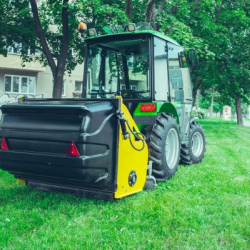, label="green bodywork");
[133,102,180,132]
